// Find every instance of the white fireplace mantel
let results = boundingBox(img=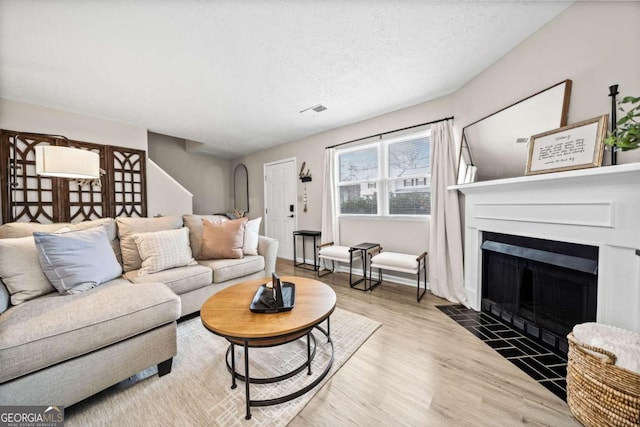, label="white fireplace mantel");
[450,163,640,333]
